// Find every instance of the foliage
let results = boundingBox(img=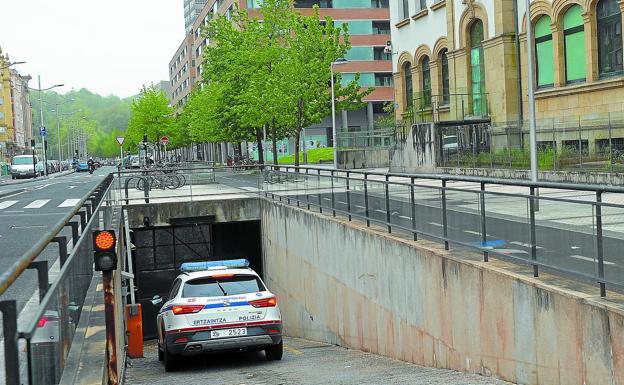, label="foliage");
[30,88,132,158]
[180,0,370,165]
[278,147,334,164]
[126,85,175,150]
